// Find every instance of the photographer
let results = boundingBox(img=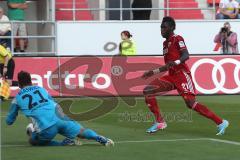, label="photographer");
[214,22,239,54]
